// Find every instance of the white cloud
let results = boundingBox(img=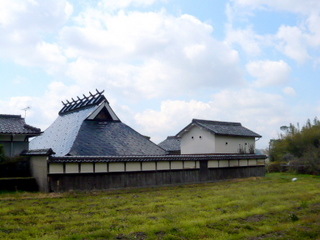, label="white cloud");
[98,0,165,11]
[62,10,243,99]
[0,0,72,72]
[0,96,34,116]
[246,60,291,87]
[0,0,72,31]
[282,87,296,97]
[231,0,320,15]
[135,99,216,138]
[134,88,289,148]
[225,24,264,56]
[276,26,310,64]
[228,0,320,64]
